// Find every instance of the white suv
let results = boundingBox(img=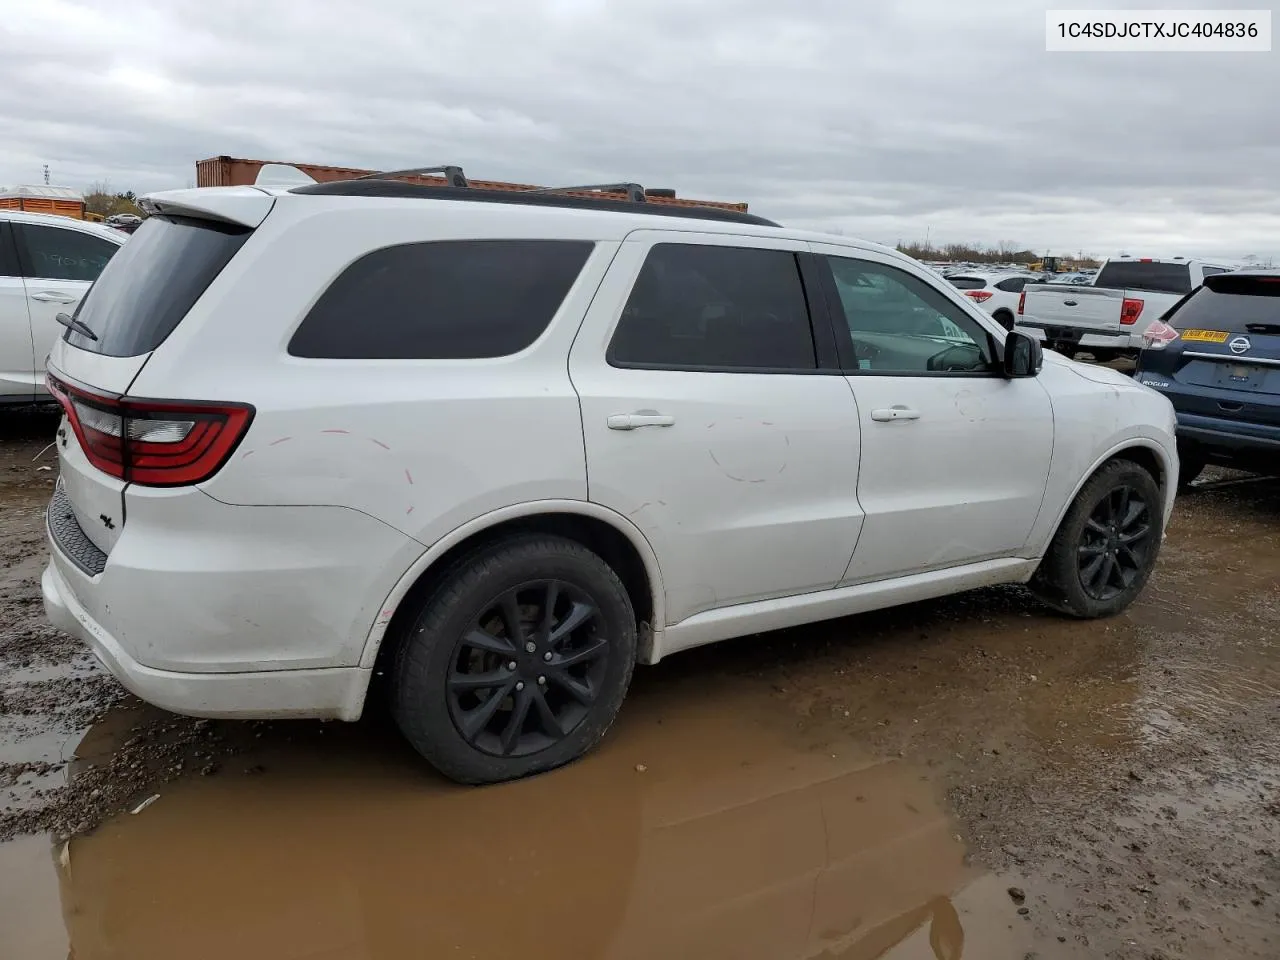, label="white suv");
[42,171,1179,783]
[1,211,126,404]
